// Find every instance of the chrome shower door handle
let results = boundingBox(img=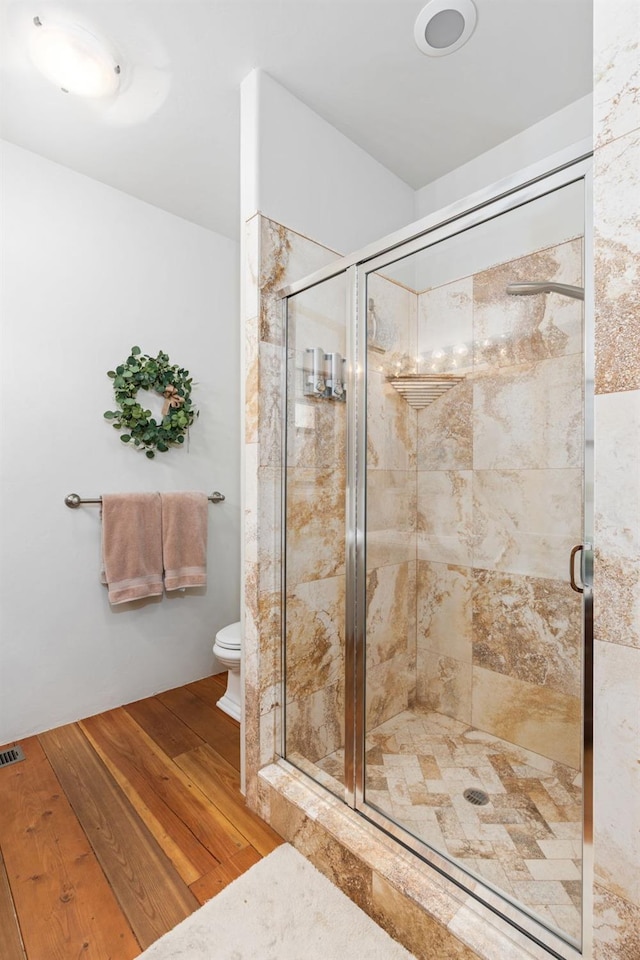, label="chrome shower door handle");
[570,544,584,593]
